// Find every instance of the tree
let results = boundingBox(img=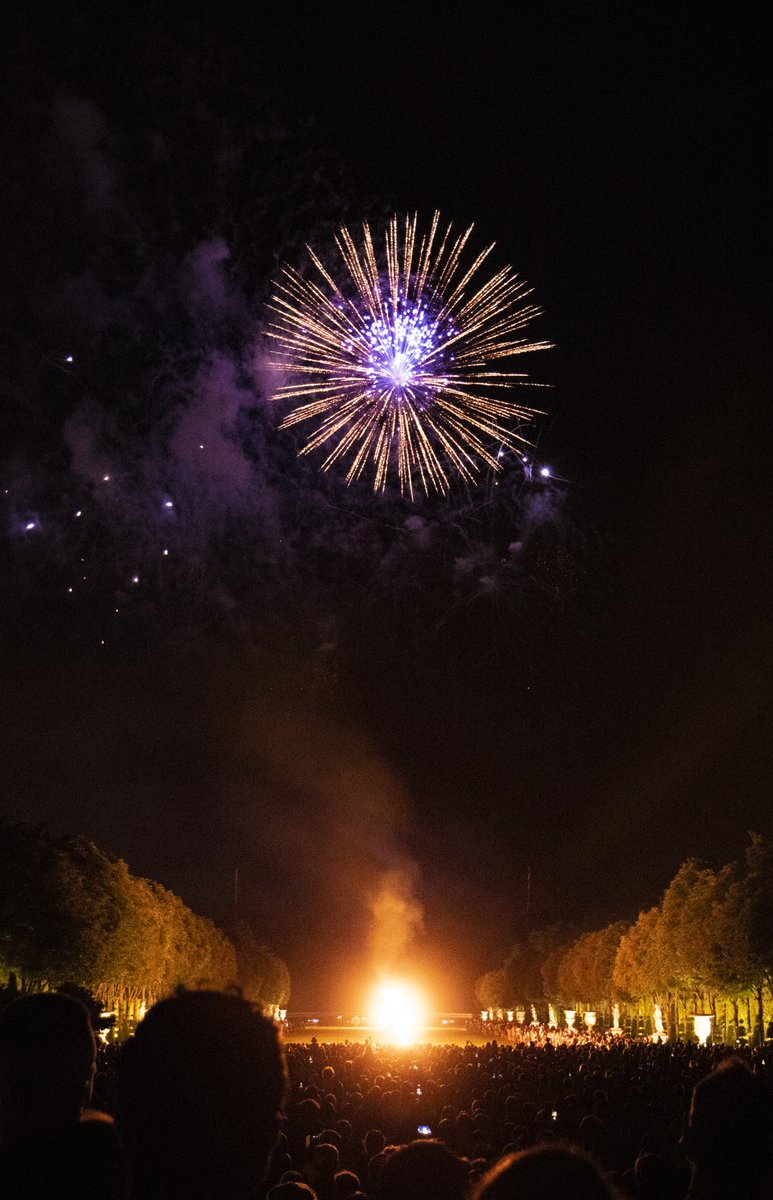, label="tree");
[473,968,506,1012]
[732,834,773,1042]
[0,820,283,1017]
[232,921,291,1009]
[613,906,669,1008]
